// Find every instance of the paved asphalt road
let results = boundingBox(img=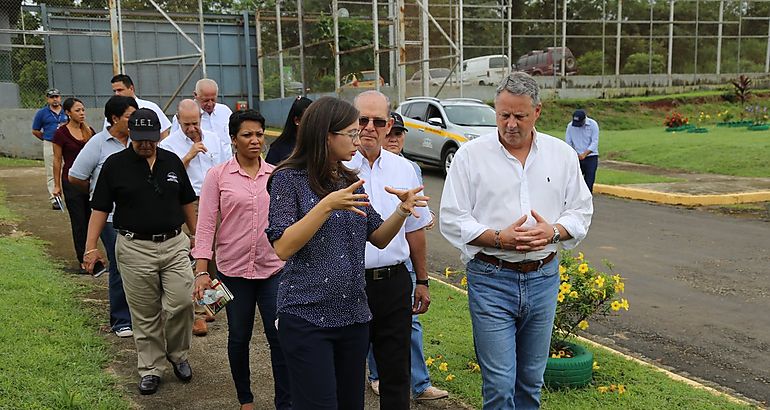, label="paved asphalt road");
[419,167,770,405]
